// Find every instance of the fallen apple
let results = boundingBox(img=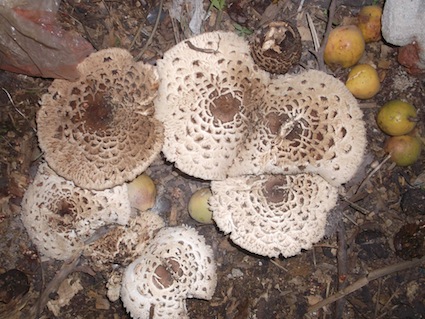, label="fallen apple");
[385,135,422,166]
